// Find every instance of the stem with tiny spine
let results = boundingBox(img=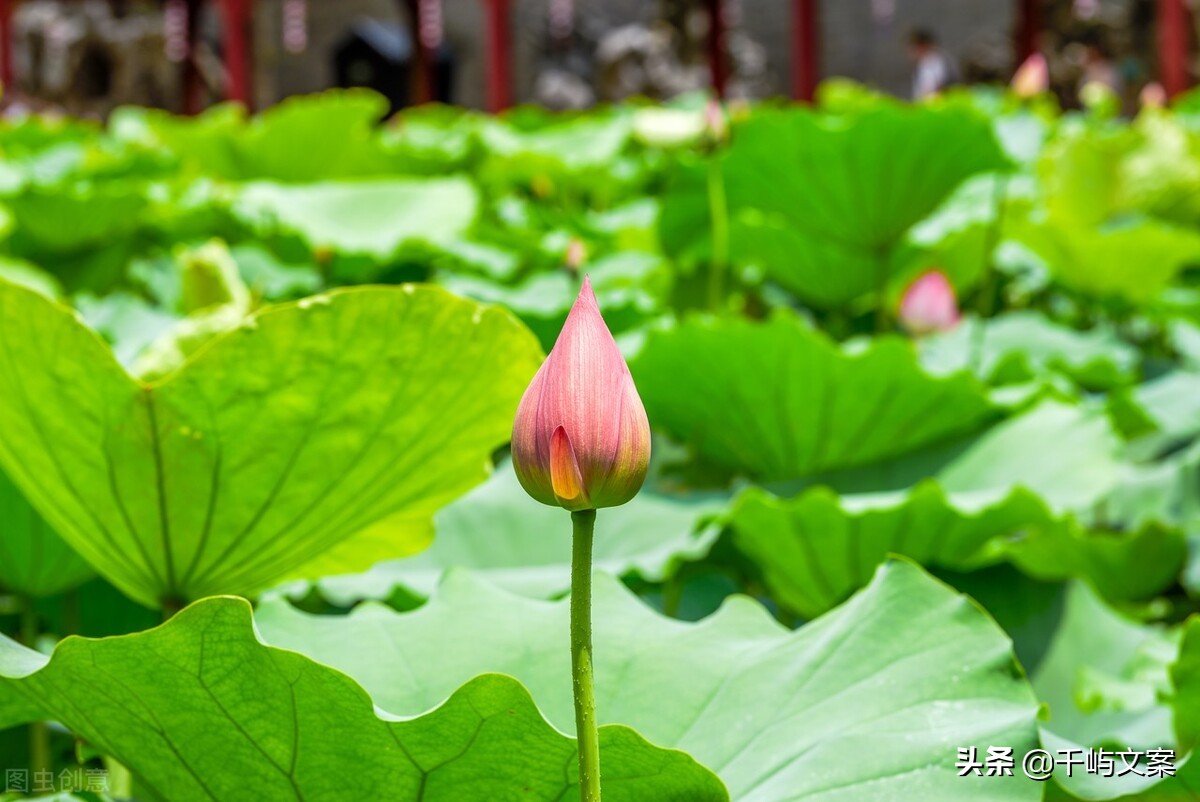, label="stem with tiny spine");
[570,509,602,802]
